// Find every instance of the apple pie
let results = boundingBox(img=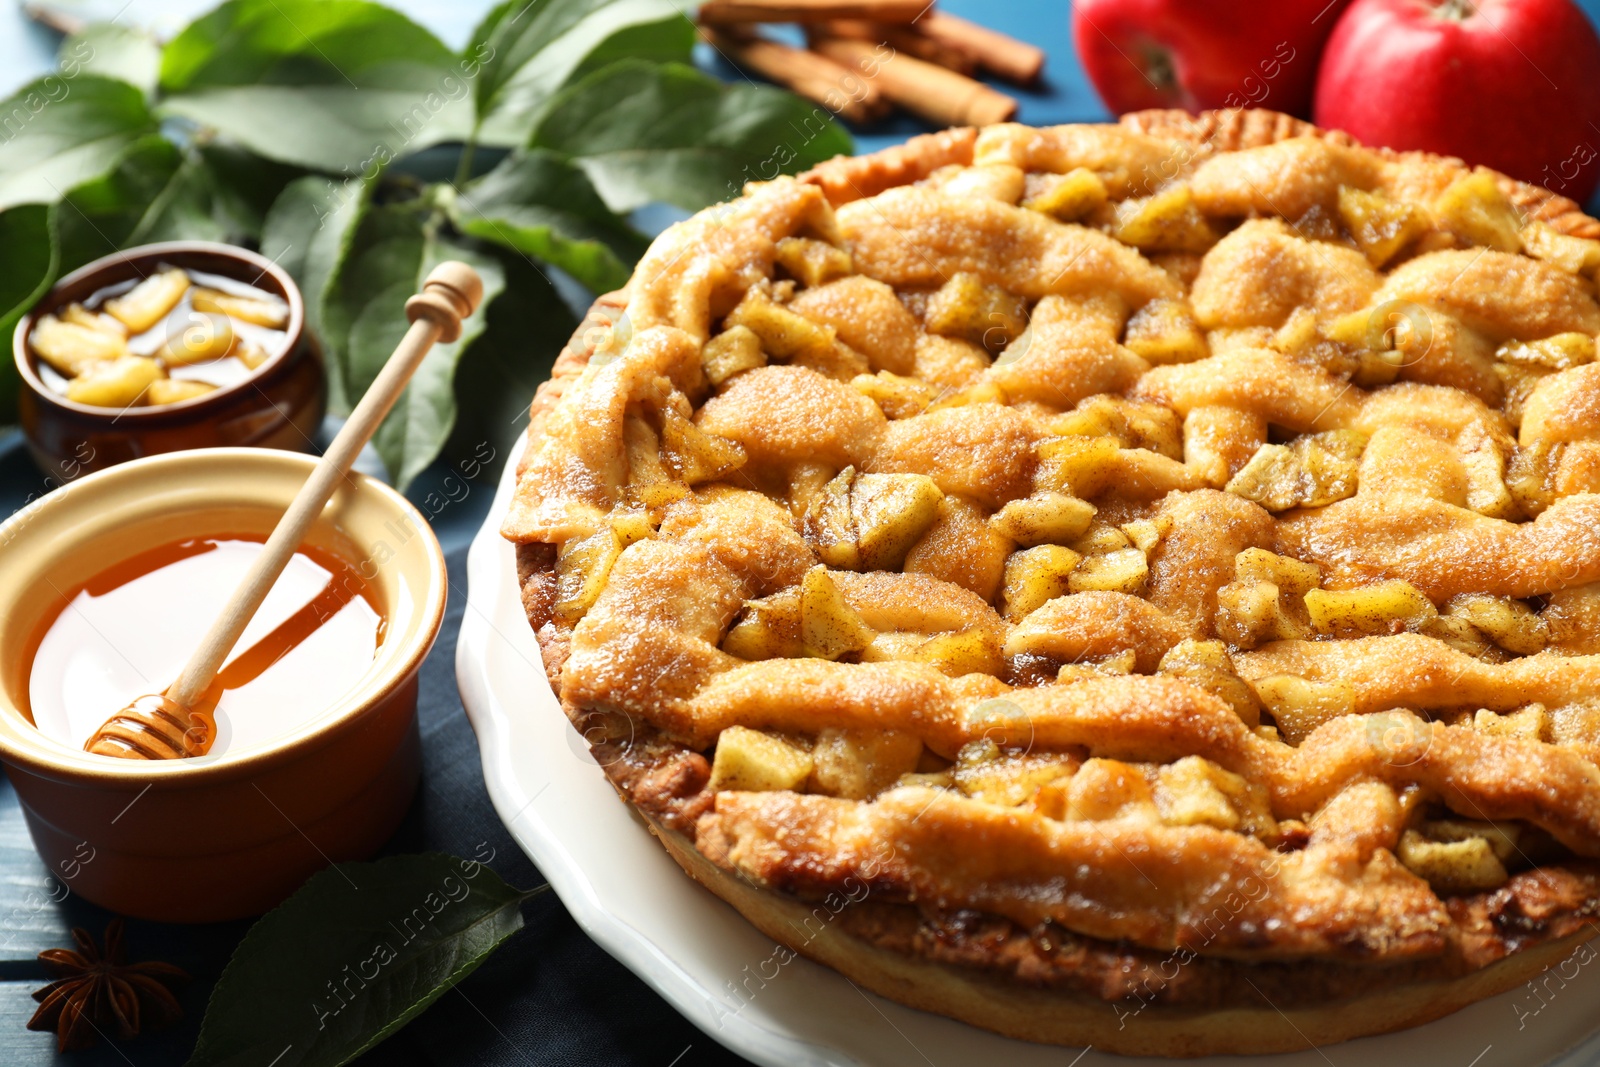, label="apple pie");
[502,108,1600,1056]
